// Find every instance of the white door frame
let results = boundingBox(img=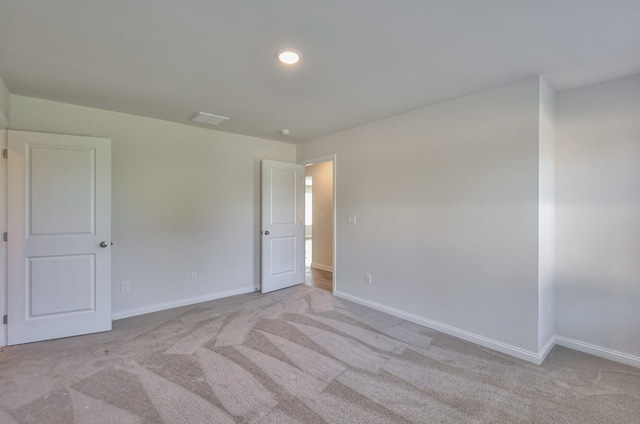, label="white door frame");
[0,130,7,347]
[301,155,337,294]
